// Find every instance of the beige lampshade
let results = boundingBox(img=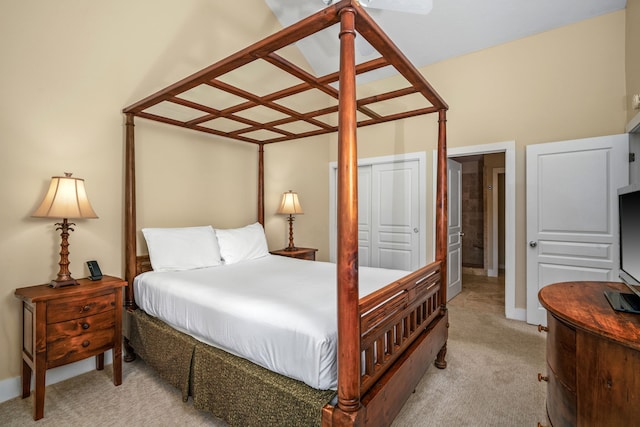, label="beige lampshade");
[32,173,98,219]
[277,190,303,215]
